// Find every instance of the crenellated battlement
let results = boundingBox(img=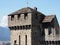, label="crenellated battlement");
[8,13,32,27]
